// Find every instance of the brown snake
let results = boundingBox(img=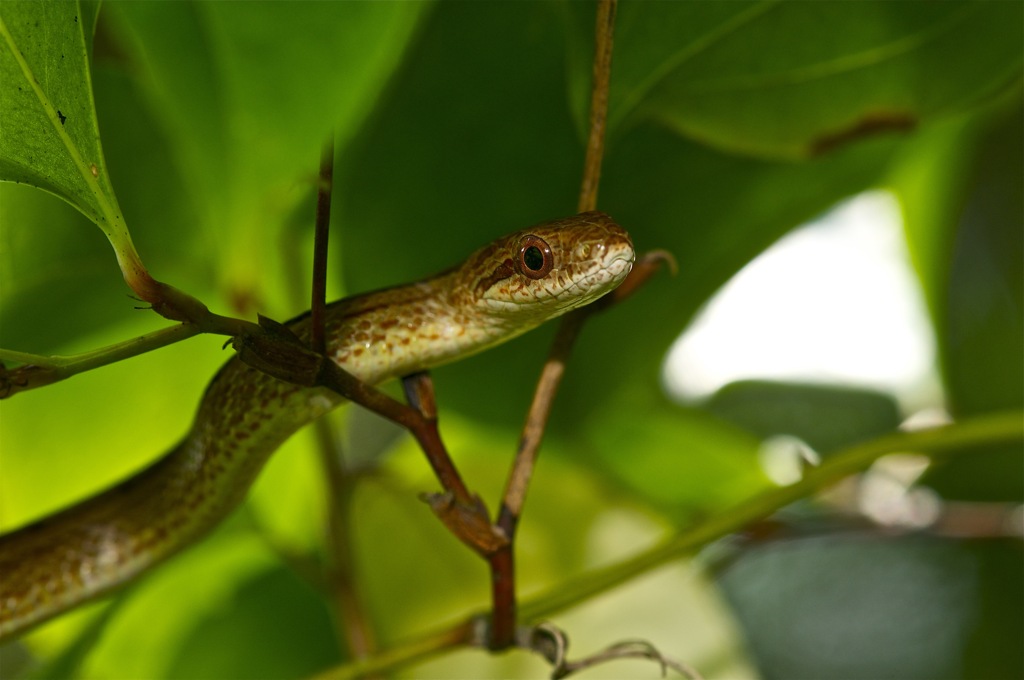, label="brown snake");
[0,212,634,640]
